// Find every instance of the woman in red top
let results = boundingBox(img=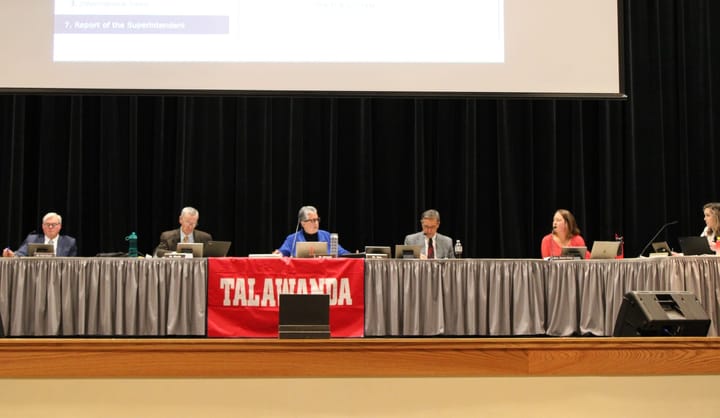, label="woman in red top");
[540,209,590,258]
[701,202,720,245]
